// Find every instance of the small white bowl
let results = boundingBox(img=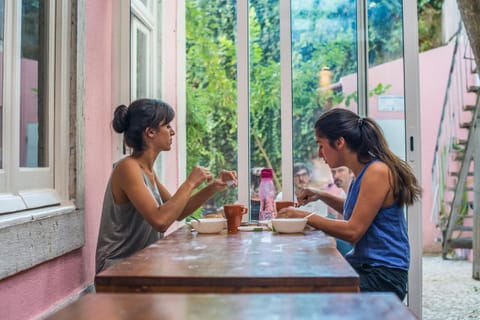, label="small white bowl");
[271,218,307,234]
[190,218,226,234]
